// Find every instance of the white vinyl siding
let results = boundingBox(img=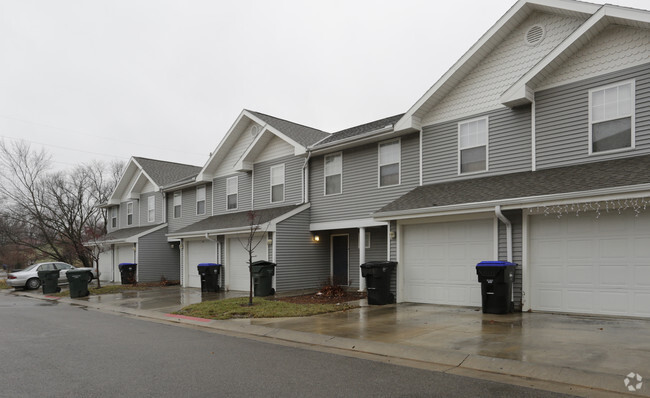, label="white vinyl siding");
[126,202,133,226]
[324,152,342,196]
[458,117,488,174]
[147,196,155,223]
[589,80,635,154]
[227,176,238,210]
[378,139,400,187]
[270,164,285,203]
[196,185,206,215]
[173,191,182,219]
